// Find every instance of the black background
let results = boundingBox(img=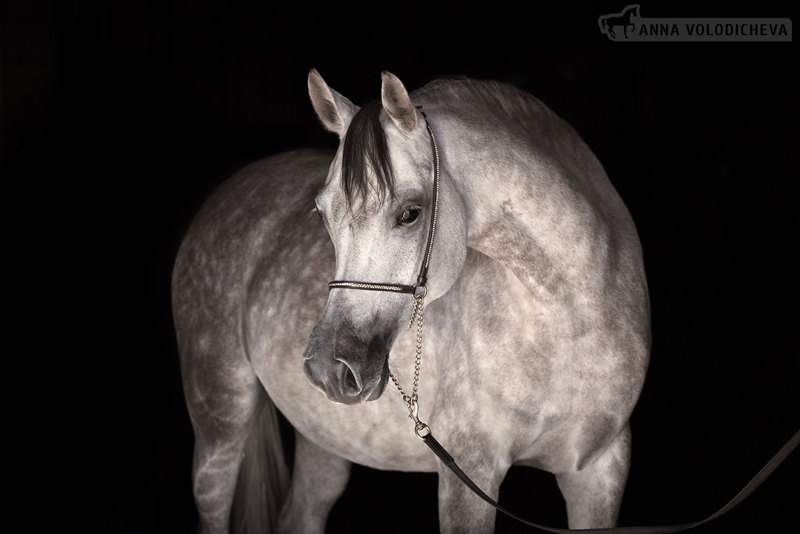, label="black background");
[4,1,798,533]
